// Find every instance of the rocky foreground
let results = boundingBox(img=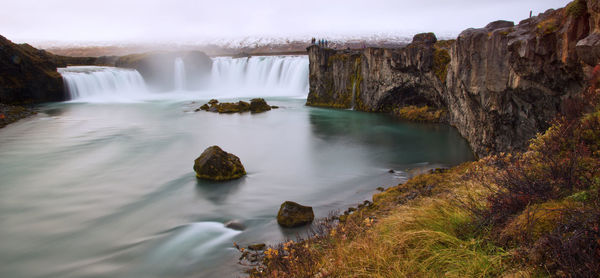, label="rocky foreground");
[307,0,599,158]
